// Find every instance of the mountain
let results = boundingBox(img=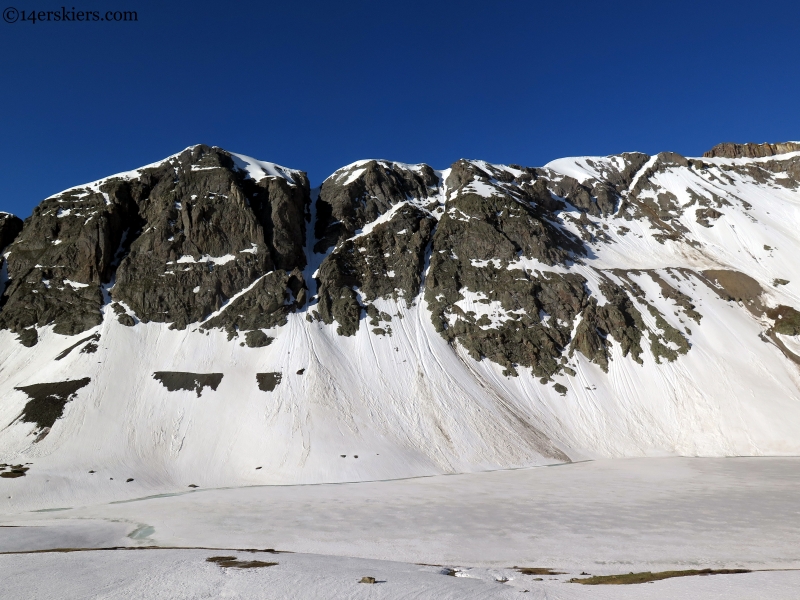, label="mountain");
[1,143,799,498]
